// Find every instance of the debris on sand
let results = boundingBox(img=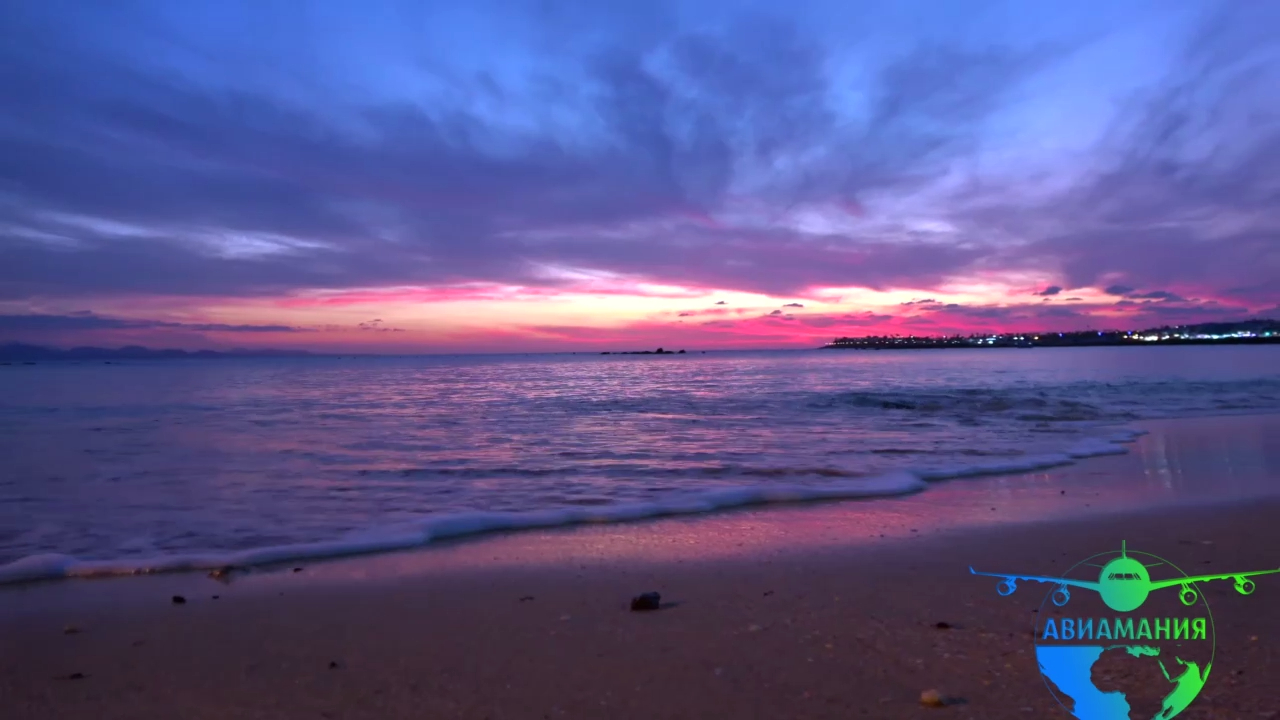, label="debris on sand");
[630,592,662,611]
[919,689,965,707]
[920,689,946,707]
